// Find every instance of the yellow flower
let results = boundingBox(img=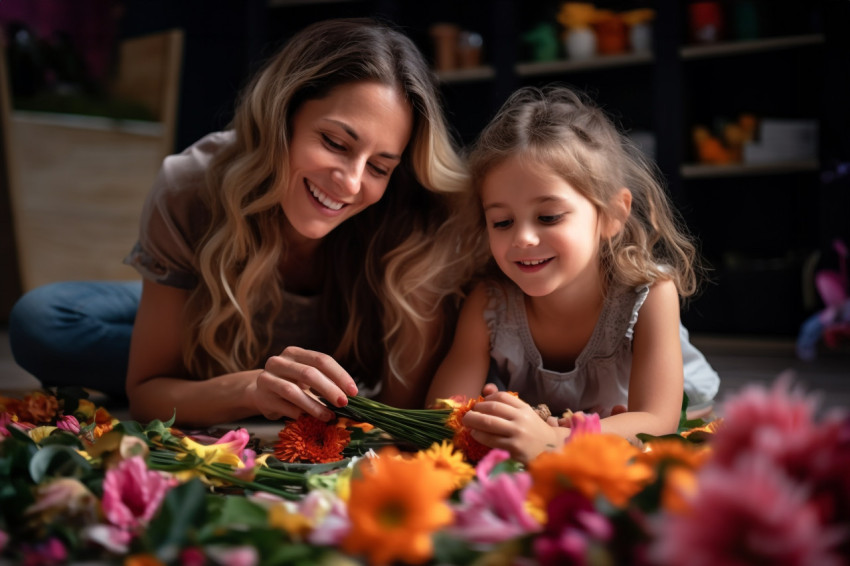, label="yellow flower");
[178,436,244,468]
[415,440,475,490]
[342,447,455,566]
[75,399,96,422]
[681,418,723,442]
[528,433,652,509]
[268,500,313,540]
[28,426,57,443]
